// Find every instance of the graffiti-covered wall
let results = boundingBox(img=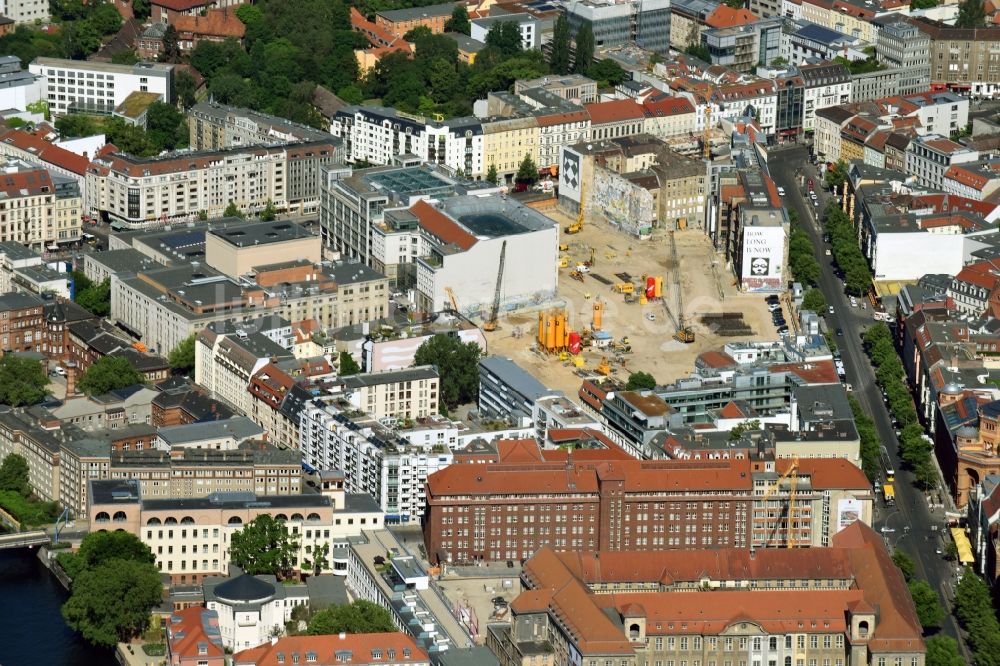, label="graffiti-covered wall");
[591,167,655,238]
